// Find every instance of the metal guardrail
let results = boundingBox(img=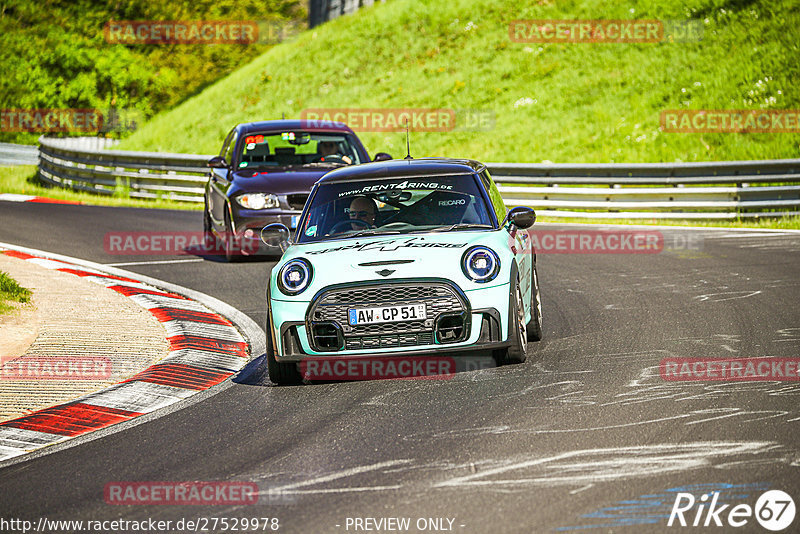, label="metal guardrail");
[490,160,800,219]
[37,137,800,218]
[38,137,209,203]
[0,142,39,166]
